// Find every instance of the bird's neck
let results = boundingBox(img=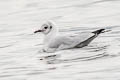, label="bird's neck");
[44,28,58,44]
